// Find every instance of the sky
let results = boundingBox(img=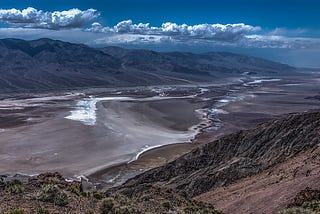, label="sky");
[0,0,319,67]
